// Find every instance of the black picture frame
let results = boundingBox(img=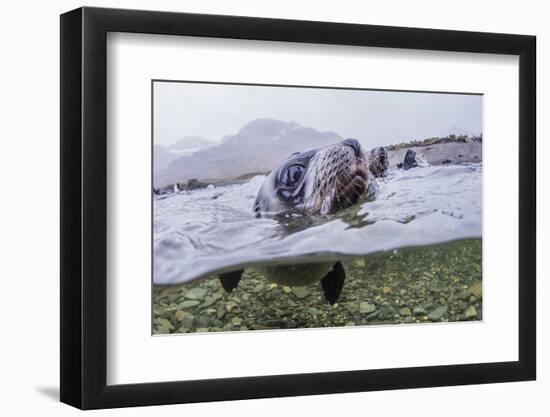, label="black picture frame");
[60,6,536,410]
